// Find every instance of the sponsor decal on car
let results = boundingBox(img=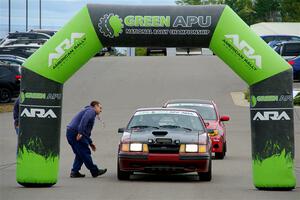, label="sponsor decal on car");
[135,110,198,117]
[98,13,212,38]
[251,95,293,107]
[253,111,290,121]
[48,32,86,69]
